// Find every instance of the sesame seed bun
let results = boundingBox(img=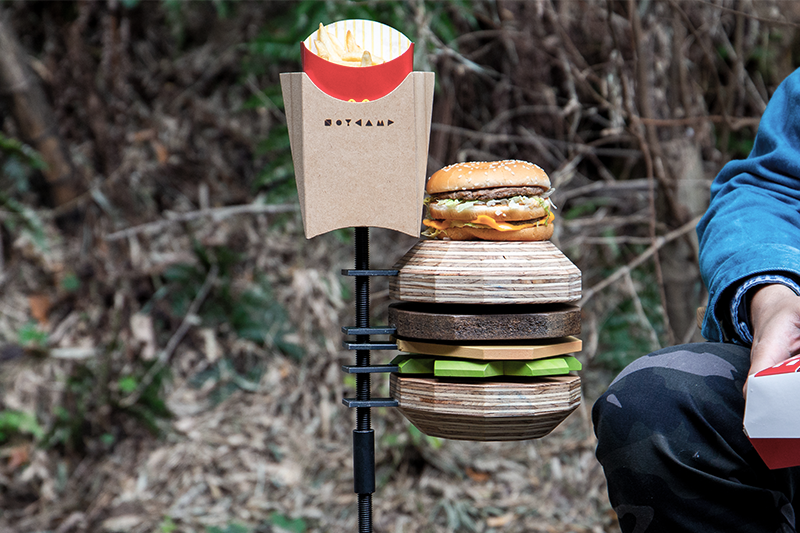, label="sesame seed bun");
[426,160,551,194]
